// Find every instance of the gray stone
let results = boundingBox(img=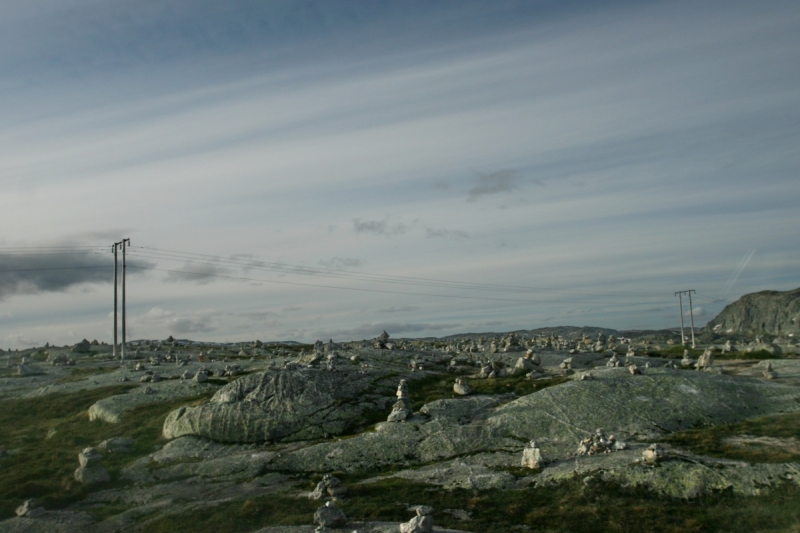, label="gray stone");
[313,501,347,528]
[74,464,109,485]
[78,447,102,467]
[97,437,135,454]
